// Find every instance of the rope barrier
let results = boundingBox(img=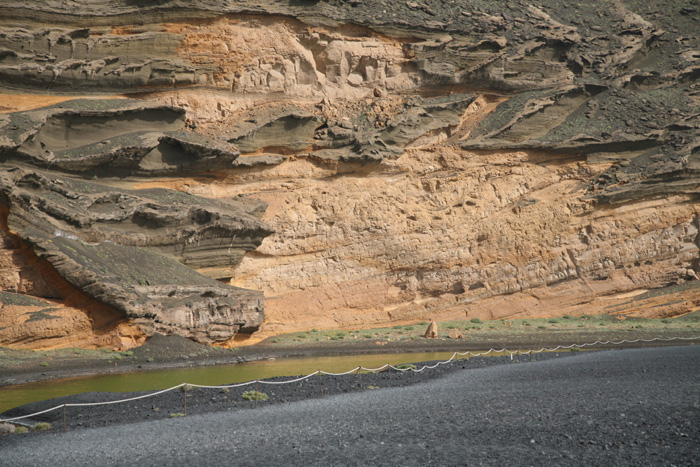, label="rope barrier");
[1,335,697,424]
